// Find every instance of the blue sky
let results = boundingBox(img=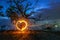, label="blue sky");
[0,0,52,13]
[0,0,60,17]
[0,0,60,30]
